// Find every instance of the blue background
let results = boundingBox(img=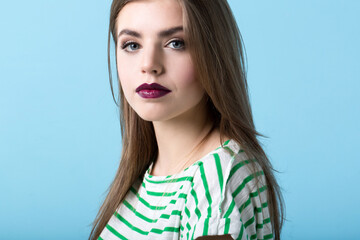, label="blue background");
[0,0,359,239]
